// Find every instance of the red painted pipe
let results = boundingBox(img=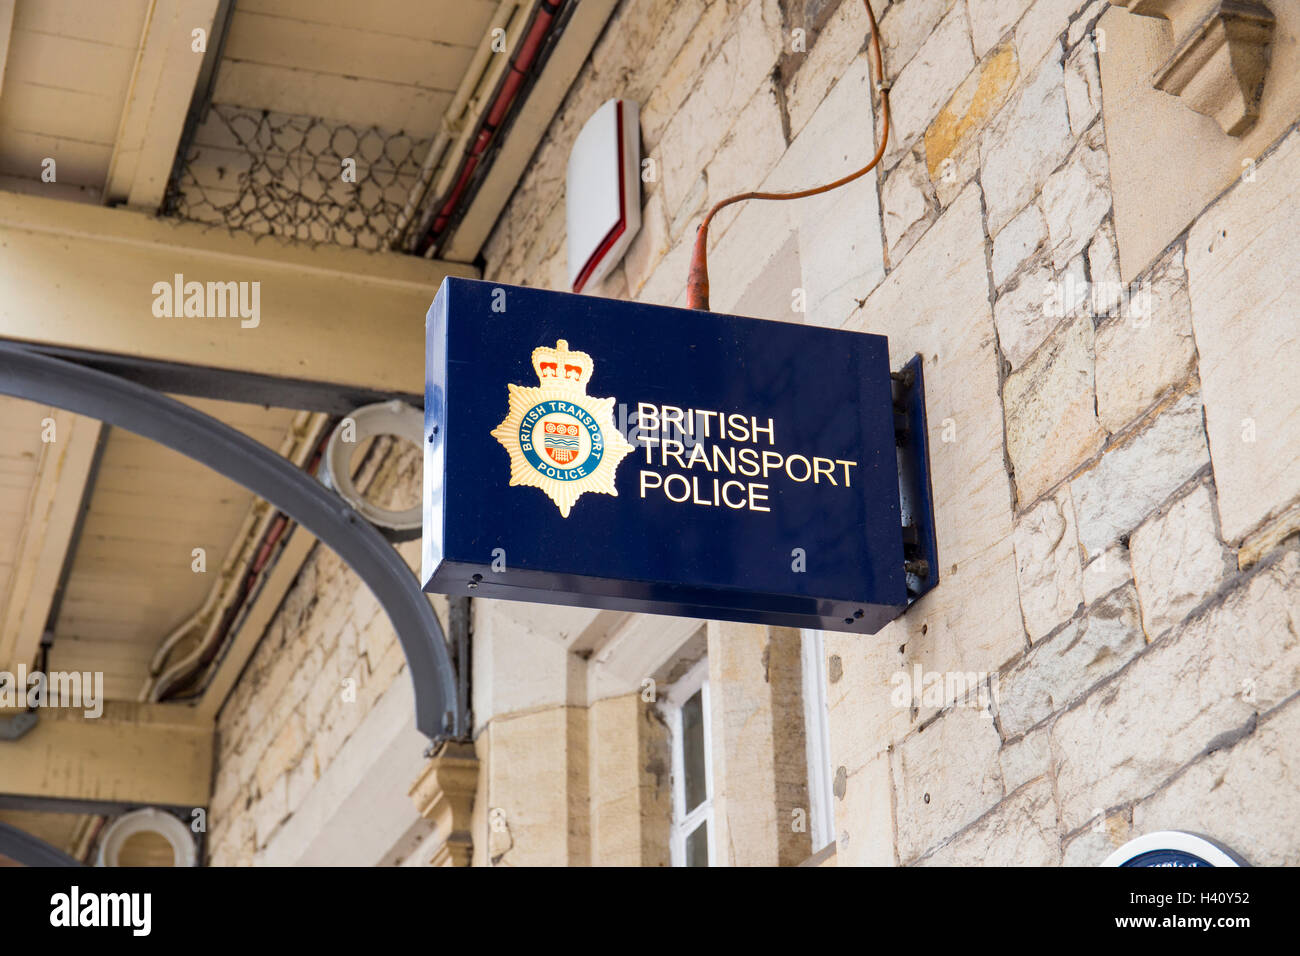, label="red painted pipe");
[424,1,563,244]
